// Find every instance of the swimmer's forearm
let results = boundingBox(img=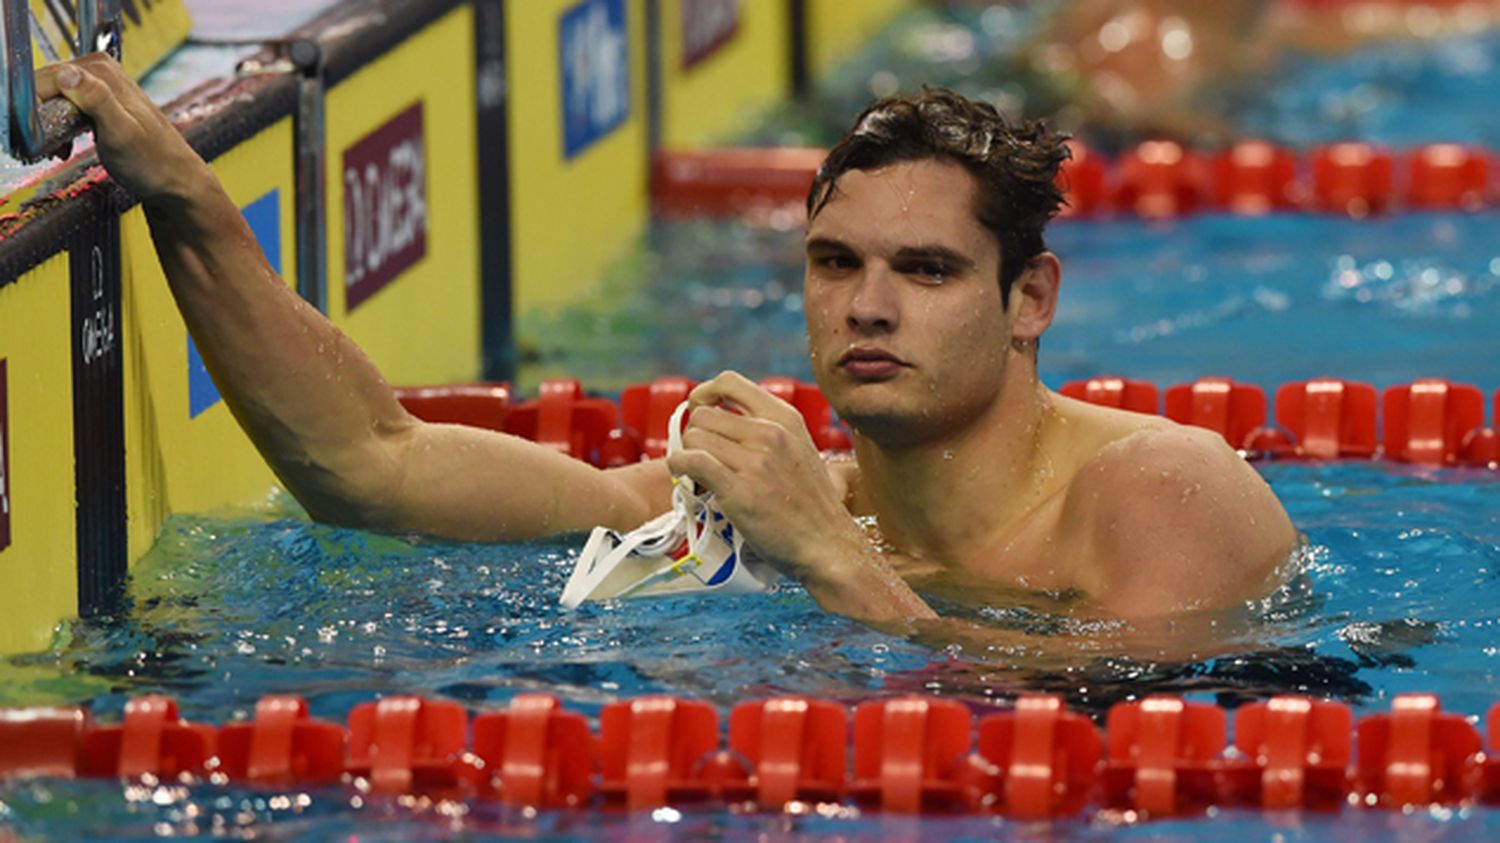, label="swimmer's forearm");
[798,535,938,622]
[142,171,416,522]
